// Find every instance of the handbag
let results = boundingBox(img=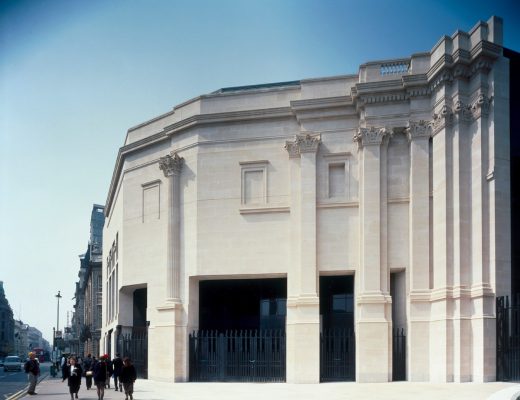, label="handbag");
[86,371,93,377]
